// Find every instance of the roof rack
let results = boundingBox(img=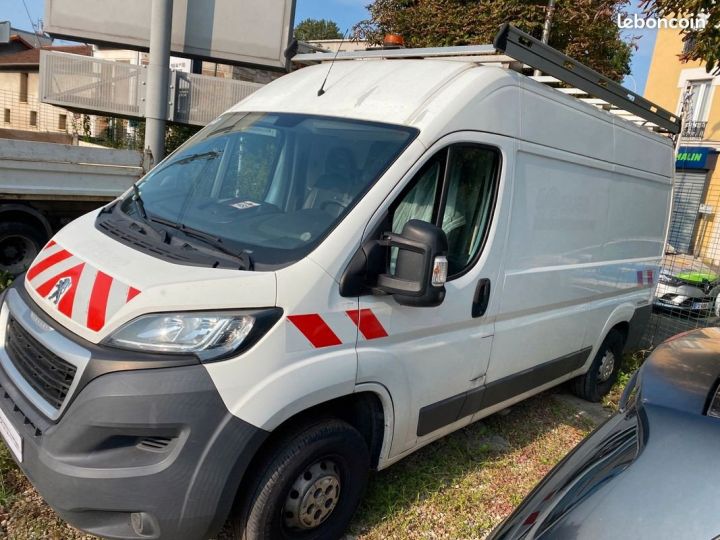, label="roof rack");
[293,24,680,137]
